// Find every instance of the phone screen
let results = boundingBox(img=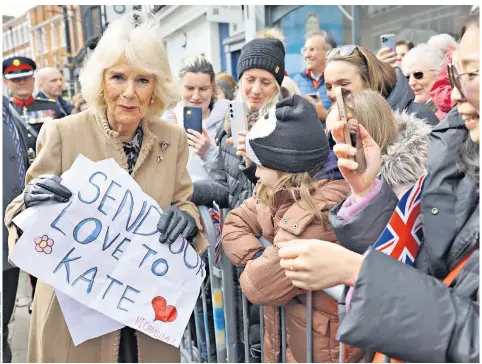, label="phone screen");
[334,86,366,173]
